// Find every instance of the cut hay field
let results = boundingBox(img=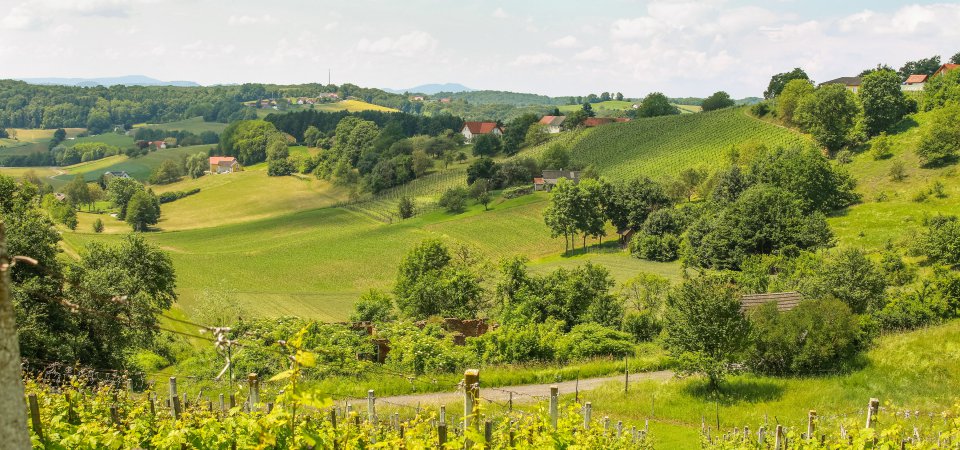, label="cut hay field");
[254,100,399,118]
[0,127,86,158]
[136,117,228,134]
[828,111,960,251]
[569,107,809,181]
[558,100,634,113]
